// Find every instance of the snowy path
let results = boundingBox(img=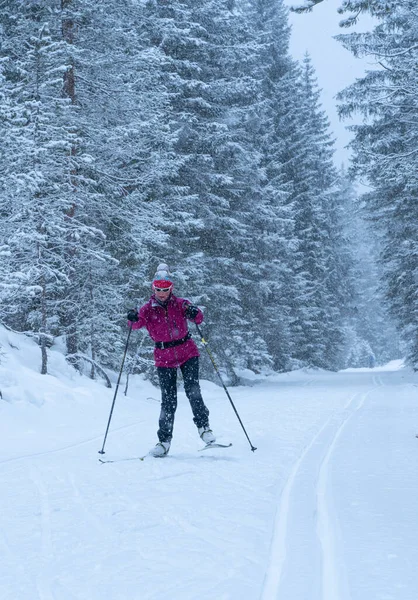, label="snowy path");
[260,370,418,600]
[261,387,371,600]
[1,353,418,600]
